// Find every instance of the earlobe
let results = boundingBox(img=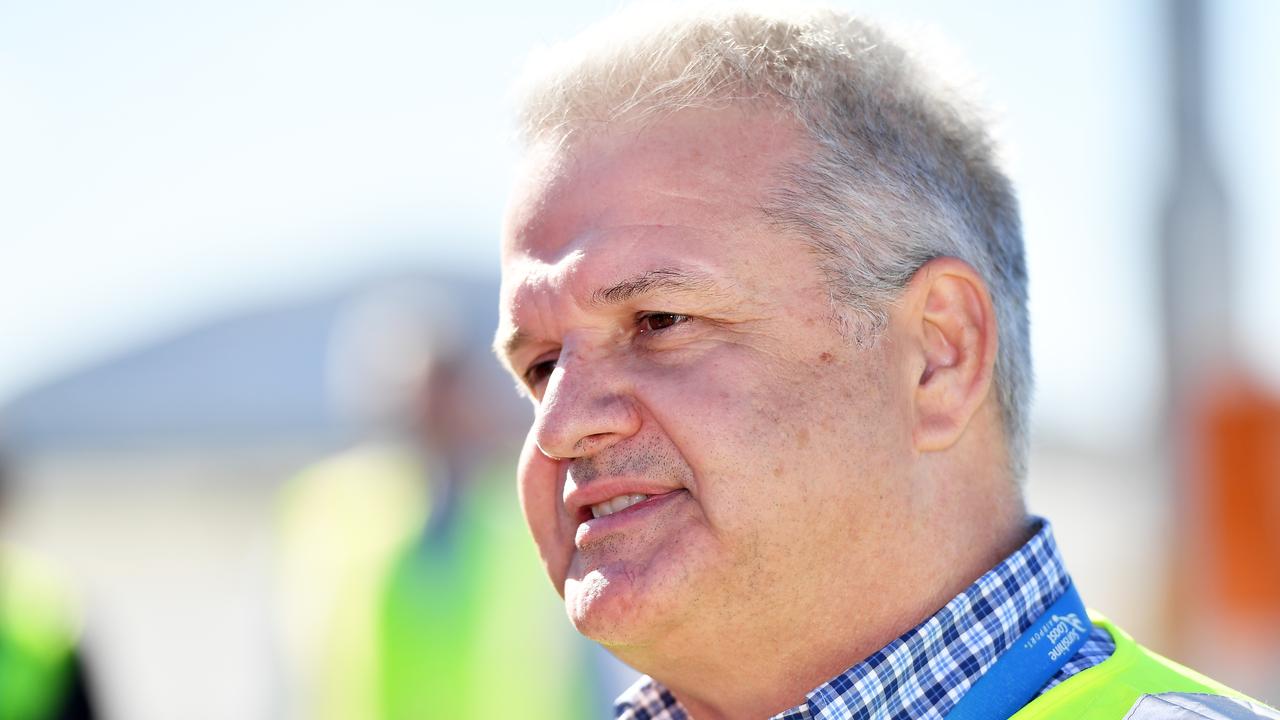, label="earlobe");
[907,257,998,453]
